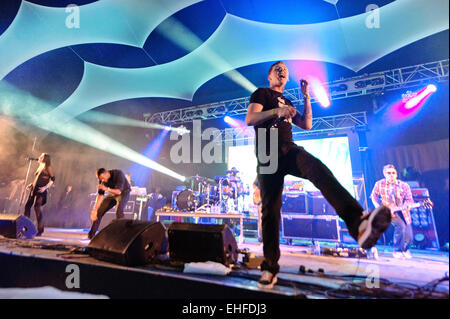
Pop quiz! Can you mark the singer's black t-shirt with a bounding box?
[250,88,300,159]
[98,169,131,196]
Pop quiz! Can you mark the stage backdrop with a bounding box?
[227,136,355,196]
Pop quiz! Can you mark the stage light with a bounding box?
[0,82,185,182]
[177,125,190,135]
[404,84,437,109]
[129,127,171,187]
[310,78,331,108]
[223,115,247,129]
[427,84,437,92]
[79,110,188,134]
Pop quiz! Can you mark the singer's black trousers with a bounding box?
[88,190,130,238]
[24,190,47,235]
[257,145,364,275]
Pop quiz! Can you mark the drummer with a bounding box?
[226,167,241,182]
[227,167,246,198]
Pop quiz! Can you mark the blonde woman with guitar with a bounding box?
[23,153,55,236]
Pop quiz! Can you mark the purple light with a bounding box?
[310,77,330,108]
[404,84,437,109]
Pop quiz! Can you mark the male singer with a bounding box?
[88,168,131,239]
[246,61,391,288]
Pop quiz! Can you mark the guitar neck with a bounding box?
[391,202,420,212]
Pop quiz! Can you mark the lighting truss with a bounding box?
[144,59,448,125]
[220,112,368,143]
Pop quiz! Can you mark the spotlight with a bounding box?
[427,84,437,92]
[404,84,437,109]
[177,125,190,135]
[310,78,331,108]
[224,116,231,123]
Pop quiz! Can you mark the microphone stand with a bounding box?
[19,136,37,207]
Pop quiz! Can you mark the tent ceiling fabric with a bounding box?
[0,0,448,120]
[0,0,202,80]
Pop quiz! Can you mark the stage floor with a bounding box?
[0,227,448,299]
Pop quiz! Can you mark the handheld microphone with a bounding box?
[271,116,286,128]
[26,157,39,161]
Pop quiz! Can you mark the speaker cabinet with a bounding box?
[168,223,238,266]
[411,189,439,250]
[88,220,167,266]
[307,191,336,215]
[0,214,37,239]
[282,191,307,214]
[410,206,439,250]
[282,214,340,242]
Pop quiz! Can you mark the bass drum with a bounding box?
[176,189,196,211]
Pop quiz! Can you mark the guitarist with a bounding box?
[370,164,414,259]
[23,153,55,236]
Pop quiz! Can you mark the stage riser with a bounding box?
[0,252,298,299]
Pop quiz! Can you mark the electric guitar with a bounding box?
[388,199,433,224]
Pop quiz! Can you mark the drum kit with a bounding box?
[175,169,250,214]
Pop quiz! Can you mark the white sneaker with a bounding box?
[356,206,391,249]
[392,251,404,259]
[402,250,413,259]
[257,271,278,289]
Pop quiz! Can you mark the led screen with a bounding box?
[227,136,355,197]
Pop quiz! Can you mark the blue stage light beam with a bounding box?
[0,82,185,182]
[79,110,189,134]
[128,128,171,187]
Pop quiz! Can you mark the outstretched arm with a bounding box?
[292,79,312,130]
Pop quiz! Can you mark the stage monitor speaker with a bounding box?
[88,220,167,266]
[168,223,238,266]
[0,214,37,239]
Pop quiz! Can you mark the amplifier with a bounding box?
[410,206,439,249]
[410,187,439,249]
[282,191,307,214]
[281,214,340,242]
[307,191,336,215]
[411,188,430,198]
